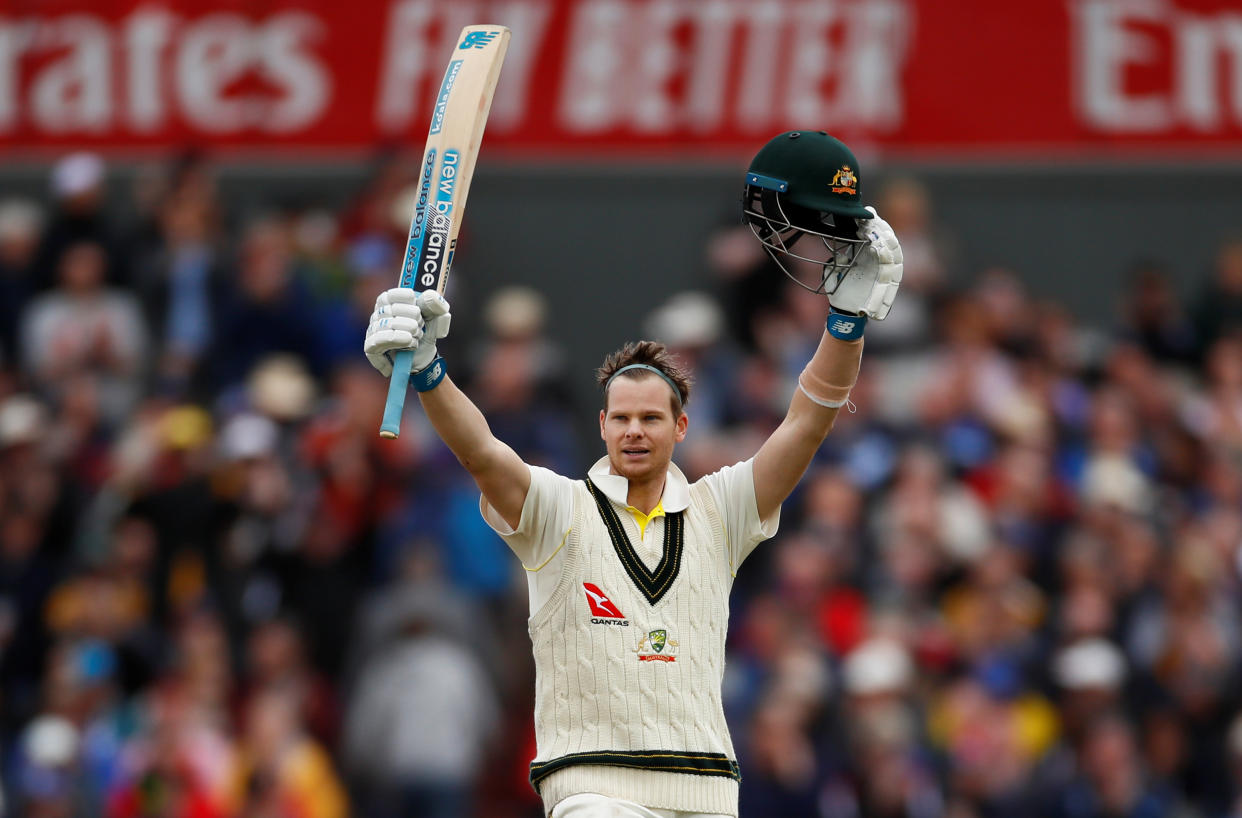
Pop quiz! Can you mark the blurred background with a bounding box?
[3,1,1242,817]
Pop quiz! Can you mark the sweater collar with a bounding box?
[588,456,690,513]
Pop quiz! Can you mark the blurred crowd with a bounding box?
[1,150,1242,818]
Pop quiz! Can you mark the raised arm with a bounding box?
[751,208,903,521]
[364,289,530,529]
[752,335,861,520]
[417,375,530,527]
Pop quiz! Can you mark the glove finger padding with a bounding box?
[416,290,452,345]
[411,290,452,373]
[367,315,423,338]
[825,207,903,320]
[422,313,451,343]
[372,302,423,323]
[418,291,452,343]
[416,289,451,318]
[364,289,433,377]
[364,328,413,377]
[378,287,419,306]
[363,288,454,377]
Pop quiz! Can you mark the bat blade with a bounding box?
[379,24,511,439]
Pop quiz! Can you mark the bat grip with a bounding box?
[379,349,416,438]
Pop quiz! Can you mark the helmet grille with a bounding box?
[742,183,867,295]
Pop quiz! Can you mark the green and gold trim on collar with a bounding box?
[530,749,740,792]
[586,478,683,606]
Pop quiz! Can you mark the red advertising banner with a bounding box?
[2,0,1242,160]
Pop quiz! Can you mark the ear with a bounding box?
[599,408,607,440]
[675,411,688,443]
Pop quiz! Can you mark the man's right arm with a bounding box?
[364,288,530,529]
[417,374,530,530]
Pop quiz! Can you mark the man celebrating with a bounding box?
[364,131,902,818]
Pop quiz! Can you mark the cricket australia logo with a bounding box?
[634,628,679,662]
[460,30,500,49]
[830,165,858,195]
[584,583,629,626]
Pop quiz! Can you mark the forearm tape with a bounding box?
[797,333,863,409]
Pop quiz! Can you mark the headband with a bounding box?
[605,364,683,409]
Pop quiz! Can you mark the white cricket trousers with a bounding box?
[550,793,732,818]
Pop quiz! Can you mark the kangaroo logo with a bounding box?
[635,628,679,662]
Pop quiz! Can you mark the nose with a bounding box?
[624,419,644,438]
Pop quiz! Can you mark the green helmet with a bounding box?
[743,131,871,294]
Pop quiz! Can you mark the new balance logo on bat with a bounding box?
[584,583,629,625]
[460,30,500,49]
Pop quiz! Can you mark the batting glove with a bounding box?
[364,289,452,377]
[826,206,904,320]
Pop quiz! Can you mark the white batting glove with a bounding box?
[363,289,452,377]
[826,206,904,320]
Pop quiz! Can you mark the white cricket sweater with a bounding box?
[527,476,739,816]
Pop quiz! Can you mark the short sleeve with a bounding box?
[699,458,781,571]
[480,465,575,569]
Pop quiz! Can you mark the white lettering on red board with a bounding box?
[374,0,550,133]
[0,9,329,134]
[558,0,911,134]
[1074,0,1242,132]
[3,0,1241,142]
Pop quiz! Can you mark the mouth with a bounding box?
[621,447,649,458]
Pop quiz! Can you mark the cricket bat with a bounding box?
[379,24,511,439]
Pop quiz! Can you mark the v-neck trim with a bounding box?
[586,477,683,606]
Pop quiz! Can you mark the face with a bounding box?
[600,375,687,484]
[59,242,105,294]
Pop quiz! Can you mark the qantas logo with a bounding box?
[584,583,629,626]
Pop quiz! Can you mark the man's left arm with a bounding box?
[752,208,902,521]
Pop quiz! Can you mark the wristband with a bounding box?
[410,356,447,392]
[826,309,867,341]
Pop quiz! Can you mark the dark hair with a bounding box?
[596,341,692,414]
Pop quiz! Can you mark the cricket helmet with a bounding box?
[743,131,871,294]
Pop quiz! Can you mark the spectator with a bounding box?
[108,674,236,818]
[1118,260,1199,365]
[1193,237,1242,351]
[0,199,43,364]
[463,285,577,473]
[211,216,323,392]
[132,173,228,400]
[343,581,499,818]
[817,638,943,818]
[1180,334,1242,452]
[865,175,954,351]
[21,241,148,428]
[231,686,347,818]
[316,236,401,369]
[1049,713,1191,818]
[238,617,337,747]
[34,152,129,291]
[703,219,788,349]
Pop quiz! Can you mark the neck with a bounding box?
[622,474,665,515]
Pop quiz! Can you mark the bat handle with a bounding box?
[379,349,416,438]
